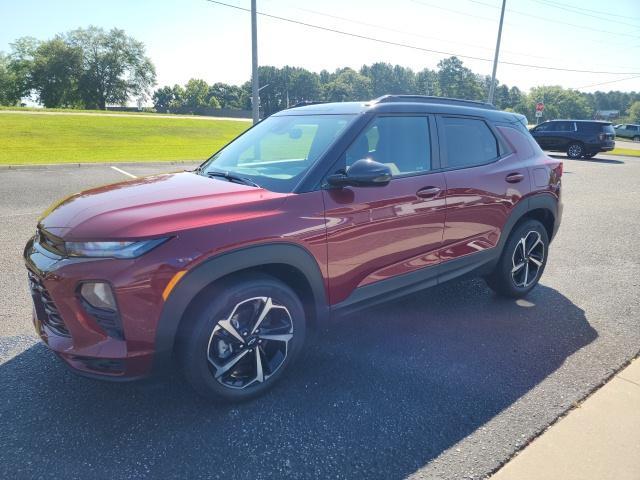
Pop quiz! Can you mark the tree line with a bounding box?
[1,27,639,123]
[0,26,155,109]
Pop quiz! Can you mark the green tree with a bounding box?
[30,37,83,107]
[152,85,175,113]
[182,78,210,110]
[436,56,484,100]
[288,68,321,104]
[209,82,246,109]
[169,84,185,111]
[323,68,371,101]
[3,37,39,103]
[525,86,592,122]
[67,26,156,109]
[629,101,640,123]
[360,62,396,97]
[0,52,22,105]
[415,68,439,96]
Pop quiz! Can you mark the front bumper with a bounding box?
[24,235,171,380]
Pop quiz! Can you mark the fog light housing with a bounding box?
[80,282,117,311]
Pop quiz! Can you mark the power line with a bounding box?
[410,0,497,22]
[530,0,640,28]
[275,0,636,70]
[533,0,640,22]
[575,75,640,90]
[463,0,640,38]
[280,2,556,62]
[205,0,640,75]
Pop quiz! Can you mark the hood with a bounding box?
[39,172,288,240]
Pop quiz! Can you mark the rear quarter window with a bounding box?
[496,125,535,160]
[442,117,499,168]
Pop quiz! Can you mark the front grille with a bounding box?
[79,299,124,340]
[70,356,125,374]
[28,271,70,337]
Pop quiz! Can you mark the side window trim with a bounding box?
[435,114,507,171]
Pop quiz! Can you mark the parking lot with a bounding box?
[1,153,639,479]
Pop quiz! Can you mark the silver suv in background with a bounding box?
[614,124,640,142]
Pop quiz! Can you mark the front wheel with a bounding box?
[485,219,549,298]
[567,142,584,159]
[177,273,306,402]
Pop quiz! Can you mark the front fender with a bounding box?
[152,242,328,370]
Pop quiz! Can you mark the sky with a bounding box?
[2,0,640,96]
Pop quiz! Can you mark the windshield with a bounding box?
[199,114,354,192]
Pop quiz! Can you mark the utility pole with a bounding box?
[487,0,506,105]
[251,0,259,124]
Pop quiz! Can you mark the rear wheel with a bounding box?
[485,219,549,298]
[567,142,584,159]
[177,273,306,402]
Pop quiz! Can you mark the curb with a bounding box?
[487,349,640,478]
[0,160,201,171]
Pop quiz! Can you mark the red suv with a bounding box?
[24,96,563,401]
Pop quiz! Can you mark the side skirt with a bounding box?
[331,248,499,319]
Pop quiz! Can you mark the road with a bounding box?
[1,154,639,479]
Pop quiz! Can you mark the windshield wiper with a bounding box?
[205,170,260,188]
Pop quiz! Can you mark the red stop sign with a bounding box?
[536,102,545,112]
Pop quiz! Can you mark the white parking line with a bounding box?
[110,166,137,178]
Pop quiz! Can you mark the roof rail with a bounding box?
[289,101,328,108]
[370,95,497,110]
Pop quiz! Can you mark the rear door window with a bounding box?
[552,121,575,132]
[441,117,499,169]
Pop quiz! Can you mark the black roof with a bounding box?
[370,95,496,110]
[542,119,612,124]
[274,95,522,123]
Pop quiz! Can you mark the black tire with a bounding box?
[633,136,640,143]
[566,142,584,159]
[177,273,306,402]
[485,219,549,298]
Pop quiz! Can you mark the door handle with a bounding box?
[416,186,441,198]
[505,173,524,183]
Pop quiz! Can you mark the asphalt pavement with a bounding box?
[1,153,639,479]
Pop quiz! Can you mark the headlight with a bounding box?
[65,238,168,258]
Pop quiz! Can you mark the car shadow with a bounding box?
[0,279,596,479]
[548,154,624,164]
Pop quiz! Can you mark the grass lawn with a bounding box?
[0,112,250,165]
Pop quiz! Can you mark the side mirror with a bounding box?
[327,158,392,187]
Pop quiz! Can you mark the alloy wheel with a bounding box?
[207,297,293,389]
[511,231,545,288]
[567,144,583,158]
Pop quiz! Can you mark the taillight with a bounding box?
[555,162,563,178]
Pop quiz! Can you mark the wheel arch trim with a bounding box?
[498,193,559,253]
[152,242,328,370]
